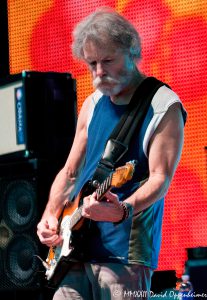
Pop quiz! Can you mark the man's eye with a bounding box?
[89,61,96,67]
[104,60,112,64]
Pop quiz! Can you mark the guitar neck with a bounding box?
[69,174,113,229]
[96,173,112,201]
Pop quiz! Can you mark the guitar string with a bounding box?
[69,174,113,229]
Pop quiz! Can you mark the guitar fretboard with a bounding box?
[96,174,112,200]
[69,174,112,230]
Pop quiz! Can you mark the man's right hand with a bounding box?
[37,215,62,247]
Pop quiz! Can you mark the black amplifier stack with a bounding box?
[0,71,77,299]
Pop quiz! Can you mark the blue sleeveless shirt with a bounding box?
[73,87,186,269]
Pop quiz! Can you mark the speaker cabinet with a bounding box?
[186,259,207,295]
[0,71,76,295]
[0,159,52,291]
[23,71,77,169]
[0,71,77,174]
[151,270,177,293]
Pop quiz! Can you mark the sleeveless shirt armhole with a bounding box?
[87,90,103,130]
[143,85,187,158]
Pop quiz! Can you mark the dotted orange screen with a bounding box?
[8,0,207,276]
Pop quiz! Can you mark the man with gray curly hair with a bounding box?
[37,7,186,300]
[72,8,141,61]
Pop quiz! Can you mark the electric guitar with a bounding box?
[41,160,136,287]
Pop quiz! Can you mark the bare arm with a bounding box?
[125,102,184,213]
[37,95,91,245]
[82,102,185,221]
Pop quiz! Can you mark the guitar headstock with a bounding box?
[111,160,136,188]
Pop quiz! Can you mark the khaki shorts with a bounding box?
[53,262,153,300]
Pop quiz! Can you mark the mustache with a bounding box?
[93,76,120,88]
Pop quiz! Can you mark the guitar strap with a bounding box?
[92,76,169,184]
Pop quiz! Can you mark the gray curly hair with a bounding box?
[72,8,141,61]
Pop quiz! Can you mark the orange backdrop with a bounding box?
[7,0,207,277]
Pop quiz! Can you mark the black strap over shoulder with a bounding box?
[92,77,167,183]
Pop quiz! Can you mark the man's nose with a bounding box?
[96,63,105,77]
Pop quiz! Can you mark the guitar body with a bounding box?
[45,181,94,286]
[63,181,94,230]
[43,161,136,287]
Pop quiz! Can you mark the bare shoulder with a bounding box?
[73,95,91,134]
[63,94,95,171]
[78,93,96,124]
[154,102,185,137]
[148,102,185,178]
